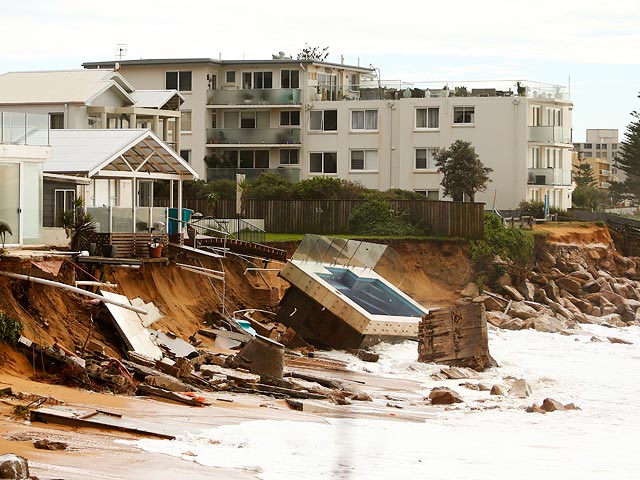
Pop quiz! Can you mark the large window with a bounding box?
[181,111,192,132]
[453,106,475,124]
[547,107,562,126]
[351,109,378,131]
[415,148,437,170]
[309,110,337,131]
[350,150,378,171]
[49,113,64,129]
[239,150,270,168]
[280,149,299,165]
[531,105,541,126]
[280,110,300,126]
[281,70,300,89]
[415,108,439,129]
[224,111,269,129]
[317,73,338,100]
[415,189,439,200]
[225,71,236,83]
[165,71,192,91]
[242,71,273,89]
[54,189,75,227]
[310,152,337,174]
[180,150,191,163]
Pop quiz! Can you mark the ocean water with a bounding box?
[122,324,640,479]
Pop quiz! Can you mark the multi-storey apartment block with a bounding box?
[573,129,620,188]
[82,57,574,210]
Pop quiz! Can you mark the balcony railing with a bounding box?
[208,88,301,106]
[87,206,168,233]
[1,111,49,146]
[206,127,301,145]
[527,168,572,186]
[206,167,301,183]
[528,126,572,144]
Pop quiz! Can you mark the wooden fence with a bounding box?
[156,198,485,240]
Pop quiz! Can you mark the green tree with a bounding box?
[297,45,329,61]
[574,162,596,187]
[434,140,492,202]
[572,185,607,210]
[616,93,640,197]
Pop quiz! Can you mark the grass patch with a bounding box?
[265,233,445,243]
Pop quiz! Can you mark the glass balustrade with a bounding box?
[208,88,301,105]
[206,127,301,145]
[528,126,572,144]
[1,112,49,145]
[527,168,572,186]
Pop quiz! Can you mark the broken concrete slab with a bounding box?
[149,330,198,359]
[101,291,162,360]
[30,406,175,439]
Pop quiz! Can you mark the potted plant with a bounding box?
[516,81,527,96]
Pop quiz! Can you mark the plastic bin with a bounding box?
[168,208,193,235]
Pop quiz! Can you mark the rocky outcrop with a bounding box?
[461,239,640,336]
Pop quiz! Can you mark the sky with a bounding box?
[2,0,639,141]
[125,324,640,479]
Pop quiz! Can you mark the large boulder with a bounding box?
[532,314,567,333]
[428,387,463,405]
[509,379,533,398]
[582,280,601,294]
[0,454,30,480]
[460,282,480,298]
[503,285,524,302]
[485,311,511,327]
[509,302,538,319]
[555,277,583,295]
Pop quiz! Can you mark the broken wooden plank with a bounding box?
[137,385,209,407]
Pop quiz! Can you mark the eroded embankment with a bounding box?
[0,239,473,379]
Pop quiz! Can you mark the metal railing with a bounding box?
[1,112,49,145]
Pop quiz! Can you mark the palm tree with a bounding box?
[0,221,12,248]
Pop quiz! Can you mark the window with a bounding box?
[350,150,378,171]
[317,73,338,100]
[545,147,561,168]
[415,148,437,170]
[49,113,64,129]
[280,110,300,126]
[180,150,191,163]
[351,109,378,131]
[453,106,475,124]
[416,108,439,129]
[239,111,269,129]
[584,143,592,149]
[415,189,439,200]
[88,115,101,129]
[242,71,273,89]
[211,112,217,129]
[530,147,541,168]
[309,110,337,131]
[281,70,299,89]
[531,105,541,126]
[54,189,75,227]
[280,149,299,165]
[165,71,192,91]
[310,152,337,174]
[239,150,269,168]
[546,107,562,126]
[226,71,236,83]
[181,111,192,132]
[348,74,358,91]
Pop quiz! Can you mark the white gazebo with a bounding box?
[43,128,198,256]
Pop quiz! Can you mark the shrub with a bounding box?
[0,312,22,345]
[292,177,365,200]
[244,173,293,200]
[347,200,425,236]
[518,200,545,218]
[470,213,534,265]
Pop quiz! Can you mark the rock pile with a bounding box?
[463,241,640,336]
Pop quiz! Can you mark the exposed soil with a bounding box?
[0,239,473,380]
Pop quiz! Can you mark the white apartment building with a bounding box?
[83,57,574,210]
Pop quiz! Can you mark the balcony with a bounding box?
[1,111,49,146]
[528,126,572,144]
[527,168,572,186]
[206,127,301,145]
[600,170,611,176]
[207,88,301,106]
[206,167,301,183]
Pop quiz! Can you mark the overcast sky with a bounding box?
[2,0,639,141]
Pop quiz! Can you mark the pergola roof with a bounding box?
[43,128,198,181]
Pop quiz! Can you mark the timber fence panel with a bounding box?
[155,198,484,239]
